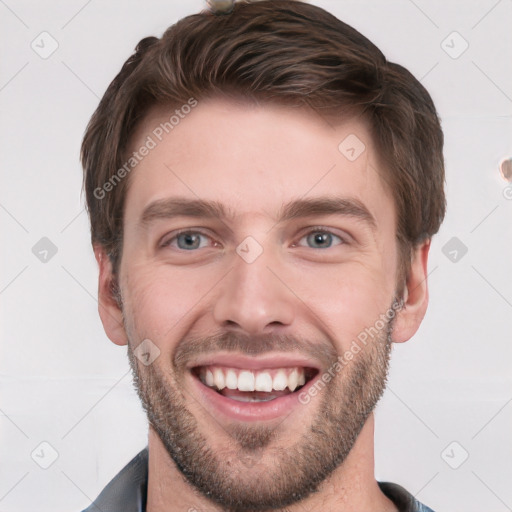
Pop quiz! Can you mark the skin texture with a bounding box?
[94,98,430,512]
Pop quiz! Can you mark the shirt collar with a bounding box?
[84,447,434,512]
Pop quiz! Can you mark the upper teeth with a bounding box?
[199,366,307,392]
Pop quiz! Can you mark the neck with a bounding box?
[146,414,397,512]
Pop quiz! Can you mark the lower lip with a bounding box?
[190,372,317,422]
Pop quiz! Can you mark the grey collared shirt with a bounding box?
[81,447,435,512]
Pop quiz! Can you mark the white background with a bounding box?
[1,1,511,511]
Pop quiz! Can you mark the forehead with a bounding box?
[123,97,395,230]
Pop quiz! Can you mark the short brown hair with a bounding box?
[81,0,445,283]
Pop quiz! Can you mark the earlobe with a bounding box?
[392,240,430,344]
[93,245,128,346]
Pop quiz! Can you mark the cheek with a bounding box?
[122,265,219,340]
[293,261,395,350]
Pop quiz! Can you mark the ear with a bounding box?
[392,239,430,343]
[93,245,128,346]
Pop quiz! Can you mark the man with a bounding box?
[80,1,445,510]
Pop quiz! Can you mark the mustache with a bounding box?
[173,330,338,371]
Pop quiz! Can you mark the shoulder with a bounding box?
[378,481,436,512]
[80,447,149,512]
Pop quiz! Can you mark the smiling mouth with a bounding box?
[192,365,318,402]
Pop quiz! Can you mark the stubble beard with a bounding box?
[126,314,394,512]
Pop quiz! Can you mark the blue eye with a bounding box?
[298,230,344,249]
[163,231,212,250]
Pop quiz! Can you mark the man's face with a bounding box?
[115,98,402,510]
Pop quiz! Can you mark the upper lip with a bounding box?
[186,352,322,372]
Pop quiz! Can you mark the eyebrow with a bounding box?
[140,196,377,230]
[279,196,376,229]
[141,197,230,226]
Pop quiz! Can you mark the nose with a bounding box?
[212,245,296,335]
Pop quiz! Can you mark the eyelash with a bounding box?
[160,229,218,250]
[292,226,348,248]
[160,227,348,251]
